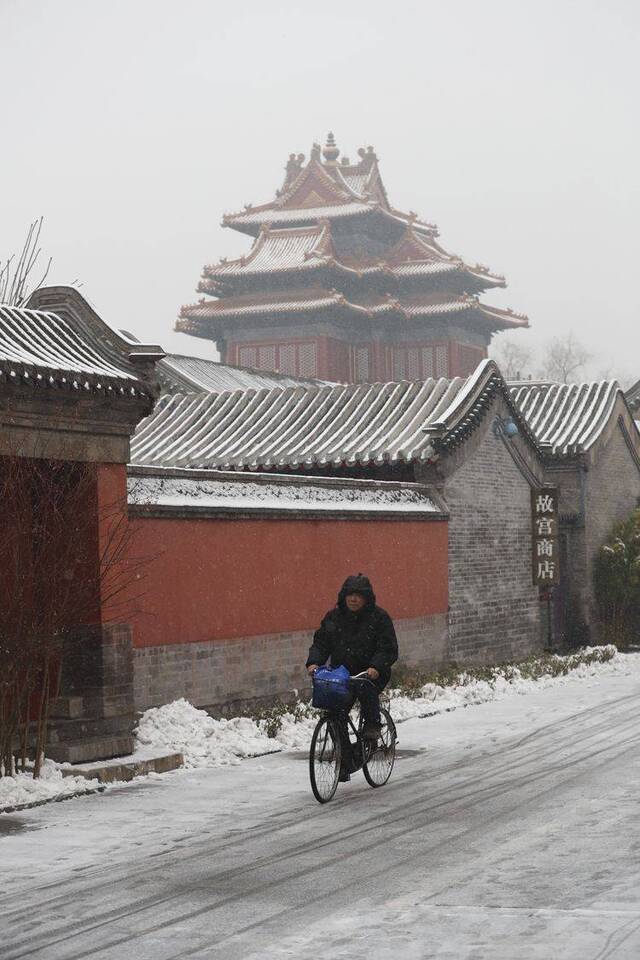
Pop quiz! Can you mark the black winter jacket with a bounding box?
[306,576,399,688]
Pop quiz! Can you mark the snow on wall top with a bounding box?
[510,380,624,456]
[127,470,445,516]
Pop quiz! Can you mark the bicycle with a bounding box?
[308,673,397,804]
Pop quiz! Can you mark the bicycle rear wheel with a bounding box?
[309,716,342,803]
[363,707,396,788]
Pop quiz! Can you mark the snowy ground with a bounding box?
[2,656,640,958]
[0,760,101,811]
[1,646,620,811]
[133,646,623,768]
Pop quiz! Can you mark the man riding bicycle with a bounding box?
[306,574,399,748]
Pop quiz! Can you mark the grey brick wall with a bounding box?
[443,422,542,665]
[544,416,640,642]
[584,420,640,637]
[133,612,448,714]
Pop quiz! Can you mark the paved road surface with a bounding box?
[2,668,640,959]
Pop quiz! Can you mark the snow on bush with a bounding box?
[134,646,637,770]
[0,760,99,811]
[387,645,624,721]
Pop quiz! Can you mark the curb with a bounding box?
[0,785,106,815]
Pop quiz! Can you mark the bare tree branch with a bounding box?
[539,332,591,384]
[0,217,52,306]
[491,338,534,381]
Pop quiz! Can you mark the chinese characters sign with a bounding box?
[531,487,560,585]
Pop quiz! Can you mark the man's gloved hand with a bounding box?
[367,667,380,680]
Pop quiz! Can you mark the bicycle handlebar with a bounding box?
[310,670,377,686]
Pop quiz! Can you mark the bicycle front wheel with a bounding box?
[309,716,342,803]
[363,707,396,788]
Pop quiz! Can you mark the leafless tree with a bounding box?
[491,338,534,381]
[539,332,591,384]
[0,218,52,306]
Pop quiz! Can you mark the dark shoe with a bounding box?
[338,768,351,782]
[362,722,382,742]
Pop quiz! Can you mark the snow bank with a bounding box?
[0,760,99,812]
[134,647,640,770]
[134,698,284,767]
[387,646,634,721]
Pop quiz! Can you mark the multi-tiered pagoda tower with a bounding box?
[178,134,528,382]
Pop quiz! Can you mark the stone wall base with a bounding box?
[133,613,450,714]
[48,623,135,763]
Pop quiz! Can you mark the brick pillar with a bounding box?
[48,463,136,764]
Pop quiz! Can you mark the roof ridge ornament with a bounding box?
[357,145,378,171]
[322,131,340,164]
[280,153,305,194]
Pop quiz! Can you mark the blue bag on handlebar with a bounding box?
[312,665,352,710]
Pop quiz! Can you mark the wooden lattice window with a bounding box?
[393,349,406,380]
[435,345,449,378]
[353,346,370,383]
[392,344,449,380]
[257,345,276,371]
[238,346,257,368]
[298,342,318,378]
[407,347,421,380]
[421,347,435,379]
[237,341,319,377]
[278,344,296,375]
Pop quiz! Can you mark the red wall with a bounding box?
[450,341,487,378]
[128,516,448,648]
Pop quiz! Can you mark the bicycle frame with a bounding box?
[308,673,396,801]
[321,676,379,771]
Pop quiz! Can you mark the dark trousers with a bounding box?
[344,680,380,723]
[339,681,381,773]
[351,679,381,725]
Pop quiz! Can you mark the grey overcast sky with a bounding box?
[1,0,638,379]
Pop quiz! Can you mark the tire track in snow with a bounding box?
[4,694,640,960]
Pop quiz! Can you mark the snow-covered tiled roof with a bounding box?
[179,289,527,331]
[224,202,376,229]
[127,467,446,517]
[180,290,343,321]
[158,354,326,394]
[130,360,507,471]
[206,225,331,278]
[339,172,370,196]
[510,381,623,456]
[201,221,506,293]
[0,293,162,398]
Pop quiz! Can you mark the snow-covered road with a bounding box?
[3,666,640,959]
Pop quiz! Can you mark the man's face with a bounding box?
[345,592,366,612]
